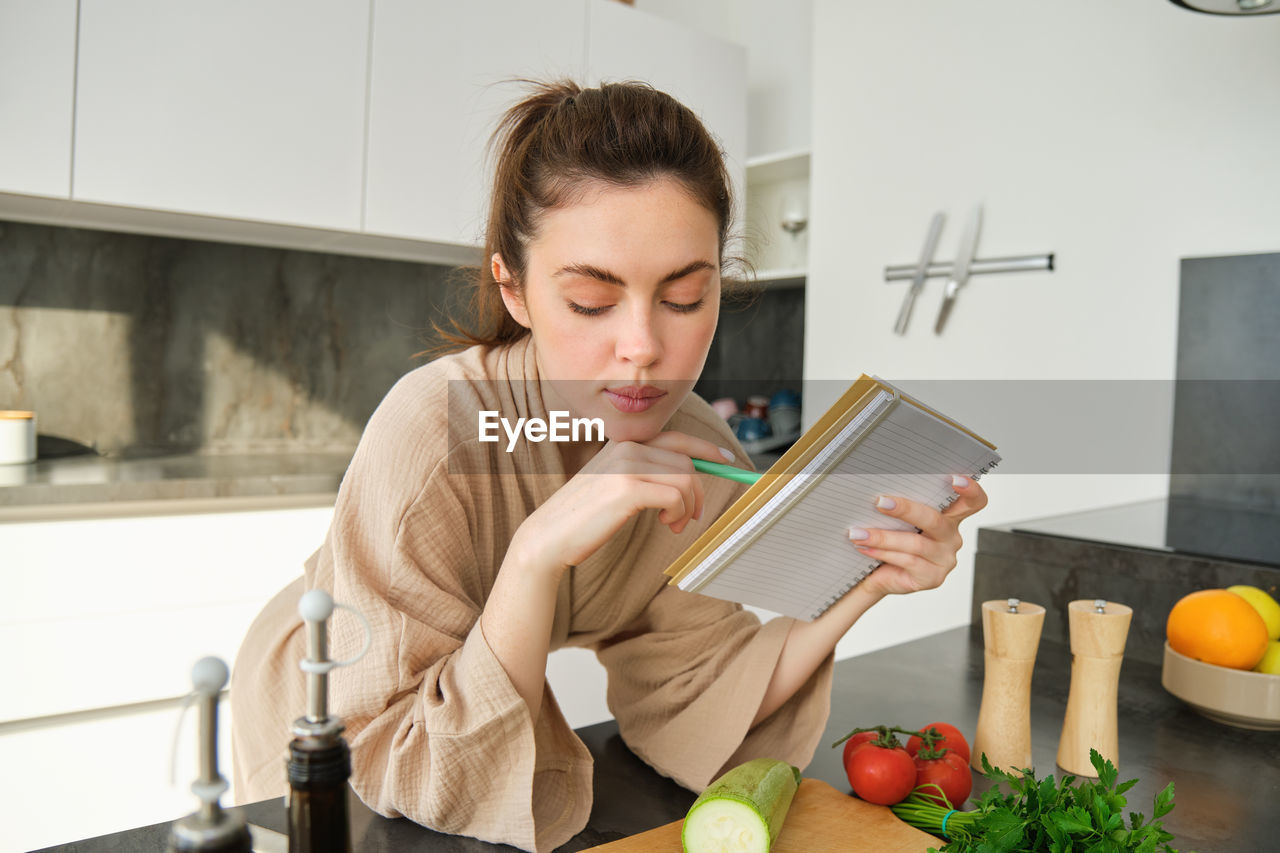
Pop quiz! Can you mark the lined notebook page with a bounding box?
[679,390,1000,621]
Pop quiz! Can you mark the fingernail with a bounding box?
[719,447,735,462]
[848,527,869,541]
[876,496,897,510]
[952,475,969,488]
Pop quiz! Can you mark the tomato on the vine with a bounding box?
[905,721,971,765]
[846,742,917,805]
[840,730,879,775]
[912,750,973,808]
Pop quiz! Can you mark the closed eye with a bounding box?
[665,298,706,314]
[568,301,611,316]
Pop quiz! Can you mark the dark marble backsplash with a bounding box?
[0,220,804,458]
[0,220,460,456]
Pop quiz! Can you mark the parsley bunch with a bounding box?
[891,749,1189,853]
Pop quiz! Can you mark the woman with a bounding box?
[230,80,987,852]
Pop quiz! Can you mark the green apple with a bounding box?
[1229,585,1280,641]
[1254,640,1280,675]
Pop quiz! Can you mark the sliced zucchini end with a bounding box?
[681,797,772,853]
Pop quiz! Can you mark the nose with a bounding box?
[615,305,662,367]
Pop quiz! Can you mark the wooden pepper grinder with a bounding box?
[972,598,1045,775]
[1057,598,1132,777]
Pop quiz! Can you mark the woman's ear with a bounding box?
[492,253,531,329]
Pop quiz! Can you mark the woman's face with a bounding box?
[495,177,721,444]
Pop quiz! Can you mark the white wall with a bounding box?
[635,0,812,157]
[808,0,1280,656]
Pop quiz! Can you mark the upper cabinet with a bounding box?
[585,0,747,219]
[366,0,745,250]
[0,0,77,198]
[364,0,587,245]
[0,1,746,262]
[73,0,370,230]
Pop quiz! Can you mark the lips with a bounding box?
[604,385,667,414]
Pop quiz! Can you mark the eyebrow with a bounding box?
[552,260,716,287]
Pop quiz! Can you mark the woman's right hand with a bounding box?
[506,431,738,579]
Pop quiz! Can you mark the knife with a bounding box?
[893,211,945,335]
[934,204,983,335]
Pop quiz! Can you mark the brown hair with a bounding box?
[432,79,749,353]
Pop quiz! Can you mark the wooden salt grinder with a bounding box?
[1057,599,1132,777]
[972,598,1045,775]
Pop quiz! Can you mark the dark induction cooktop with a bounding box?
[1011,497,1280,569]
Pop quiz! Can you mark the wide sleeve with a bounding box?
[322,459,592,853]
[594,584,834,791]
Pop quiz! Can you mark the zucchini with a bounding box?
[681,758,802,853]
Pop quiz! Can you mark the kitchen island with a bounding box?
[37,622,1278,853]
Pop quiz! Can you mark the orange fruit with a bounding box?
[1167,589,1269,670]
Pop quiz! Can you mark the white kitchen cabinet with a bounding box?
[364,0,587,244]
[1,504,333,722]
[0,0,76,198]
[0,697,237,851]
[4,1,748,261]
[585,0,748,225]
[367,0,747,250]
[0,501,334,849]
[72,0,370,230]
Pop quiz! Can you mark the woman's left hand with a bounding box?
[850,476,989,598]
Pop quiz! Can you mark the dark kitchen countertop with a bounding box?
[36,624,1279,852]
[0,451,350,516]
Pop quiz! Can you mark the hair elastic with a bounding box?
[940,809,957,839]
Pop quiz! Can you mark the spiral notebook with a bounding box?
[665,376,1000,621]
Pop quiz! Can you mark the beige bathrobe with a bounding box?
[230,335,833,852]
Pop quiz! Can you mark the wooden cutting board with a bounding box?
[585,778,939,852]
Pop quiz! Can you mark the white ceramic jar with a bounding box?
[0,411,37,464]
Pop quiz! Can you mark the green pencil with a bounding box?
[692,458,763,485]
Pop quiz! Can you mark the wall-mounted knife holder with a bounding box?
[885,204,1055,335]
[884,253,1055,282]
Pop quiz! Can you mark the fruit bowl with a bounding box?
[1161,642,1280,730]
